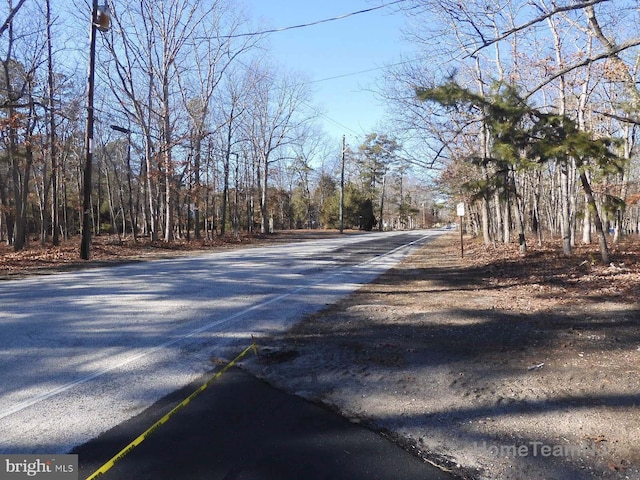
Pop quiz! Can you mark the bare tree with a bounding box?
[244,64,312,234]
[177,7,257,239]
[386,0,639,261]
[0,0,26,38]
[0,0,46,250]
[215,67,250,236]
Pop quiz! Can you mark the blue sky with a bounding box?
[240,1,414,144]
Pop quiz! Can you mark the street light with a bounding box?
[80,1,111,260]
[95,4,111,32]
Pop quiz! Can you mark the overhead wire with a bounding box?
[219,0,409,39]
[105,1,420,155]
[206,1,420,141]
[299,55,430,138]
[305,56,425,85]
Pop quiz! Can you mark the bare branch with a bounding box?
[0,0,28,38]
[594,109,640,126]
[465,0,610,58]
[525,37,640,100]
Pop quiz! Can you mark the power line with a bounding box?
[221,0,408,39]
[301,100,362,137]
[306,56,422,85]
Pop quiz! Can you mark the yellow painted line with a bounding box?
[86,343,258,480]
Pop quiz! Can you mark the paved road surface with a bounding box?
[75,367,455,480]
[1,230,444,456]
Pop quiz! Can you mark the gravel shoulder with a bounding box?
[243,233,640,480]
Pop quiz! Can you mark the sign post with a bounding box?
[456,202,465,258]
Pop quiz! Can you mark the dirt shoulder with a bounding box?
[243,234,640,480]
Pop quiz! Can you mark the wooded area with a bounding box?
[384,0,640,263]
[1,1,638,263]
[0,0,437,259]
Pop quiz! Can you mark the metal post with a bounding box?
[457,202,465,259]
[460,214,464,258]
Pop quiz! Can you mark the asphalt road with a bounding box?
[0,230,444,459]
[75,367,454,480]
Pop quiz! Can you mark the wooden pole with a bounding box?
[80,0,98,260]
[339,135,345,233]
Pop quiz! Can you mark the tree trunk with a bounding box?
[614,124,632,243]
[193,139,201,240]
[0,174,9,242]
[560,160,572,255]
[104,162,118,236]
[15,143,34,250]
[163,74,174,242]
[515,193,527,254]
[582,196,592,244]
[125,138,137,239]
[502,190,510,243]
[578,170,610,264]
[144,133,158,240]
[379,175,386,231]
[480,193,491,245]
[260,154,269,234]
[12,155,26,250]
[493,190,502,242]
[220,127,233,237]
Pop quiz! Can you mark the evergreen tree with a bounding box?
[418,81,623,262]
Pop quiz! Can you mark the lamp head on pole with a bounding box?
[95,3,111,32]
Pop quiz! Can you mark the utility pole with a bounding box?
[80,1,110,259]
[46,0,59,246]
[339,135,345,234]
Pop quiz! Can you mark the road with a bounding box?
[0,229,443,455]
[75,367,454,480]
